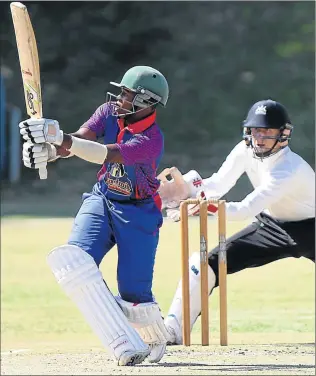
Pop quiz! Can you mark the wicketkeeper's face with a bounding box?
[251,128,281,153]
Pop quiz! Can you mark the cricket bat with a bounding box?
[10,2,47,180]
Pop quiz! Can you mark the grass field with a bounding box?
[1,216,315,374]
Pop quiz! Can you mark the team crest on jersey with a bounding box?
[105,163,133,196]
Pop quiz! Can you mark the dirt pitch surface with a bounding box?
[1,343,315,375]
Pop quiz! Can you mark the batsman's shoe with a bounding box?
[116,297,170,363]
[118,348,150,366]
[148,342,167,363]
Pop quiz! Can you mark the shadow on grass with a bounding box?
[142,343,315,370]
[144,363,315,371]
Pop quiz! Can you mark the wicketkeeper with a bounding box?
[19,66,171,365]
[158,99,315,345]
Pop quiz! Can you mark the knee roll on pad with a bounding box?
[47,244,99,293]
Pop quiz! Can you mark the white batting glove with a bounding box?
[22,141,58,169]
[19,118,64,145]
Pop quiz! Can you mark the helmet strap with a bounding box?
[133,87,162,109]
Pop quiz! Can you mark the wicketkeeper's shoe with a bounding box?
[164,315,182,345]
[118,348,150,366]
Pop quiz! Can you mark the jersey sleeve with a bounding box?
[116,131,163,166]
[225,166,296,221]
[203,141,247,199]
[81,103,110,138]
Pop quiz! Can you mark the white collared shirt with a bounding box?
[203,141,315,221]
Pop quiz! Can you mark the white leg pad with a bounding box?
[116,297,169,363]
[164,252,216,344]
[47,245,150,365]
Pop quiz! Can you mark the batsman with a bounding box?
[19,66,171,365]
[158,99,315,345]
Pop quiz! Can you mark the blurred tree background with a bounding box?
[1,1,315,215]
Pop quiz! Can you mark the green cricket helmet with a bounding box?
[106,66,169,116]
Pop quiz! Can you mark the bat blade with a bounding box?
[10,2,47,179]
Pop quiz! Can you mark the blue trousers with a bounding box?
[68,191,163,303]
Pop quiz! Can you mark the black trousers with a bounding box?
[208,212,315,288]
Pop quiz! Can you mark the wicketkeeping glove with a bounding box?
[185,190,218,216]
[165,190,218,222]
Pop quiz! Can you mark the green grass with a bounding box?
[1,216,314,350]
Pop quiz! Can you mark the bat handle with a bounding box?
[39,166,47,180]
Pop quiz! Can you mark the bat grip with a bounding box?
[39,166,47,180]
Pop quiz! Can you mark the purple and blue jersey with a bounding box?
[82,103,164,206]
[68,103,164,303]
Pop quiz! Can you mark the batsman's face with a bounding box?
[251,128,280,152]
[115,88,136,115]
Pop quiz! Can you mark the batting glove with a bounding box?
[19,118,64,145]
[22,141,59,170]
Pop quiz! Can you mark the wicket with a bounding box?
[180,199,228,346]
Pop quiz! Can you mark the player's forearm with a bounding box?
[61,134,123,164]
[54,127,98,159]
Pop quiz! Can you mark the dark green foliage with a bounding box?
[1,1,314,199]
